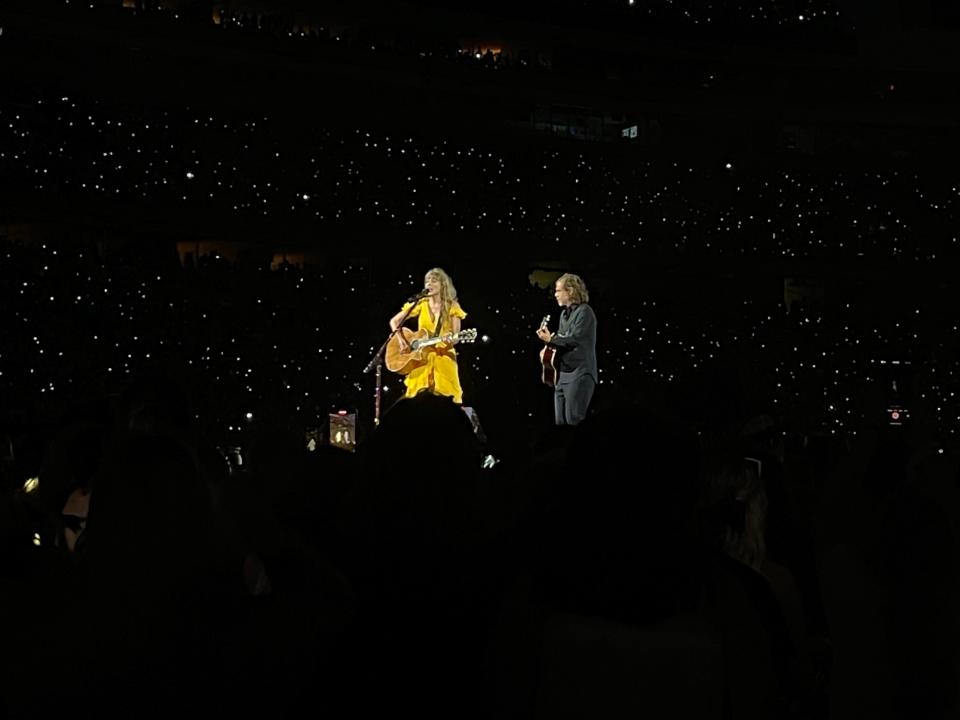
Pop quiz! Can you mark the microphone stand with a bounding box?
[364,294,423,427]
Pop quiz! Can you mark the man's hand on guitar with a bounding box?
[536,327,553,343]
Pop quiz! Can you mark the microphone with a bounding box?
[407,288,430,303]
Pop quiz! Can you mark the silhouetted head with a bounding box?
[116,373,192,438]
[347,391,484,552]
[533,404,706,622]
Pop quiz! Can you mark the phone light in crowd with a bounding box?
[22,476,39,494]
[304,427,322,452]
[218,446,245,474]
[887,405,909,426]
[330,410,357,452]
[33,533,41,547]
[245,412,254,420]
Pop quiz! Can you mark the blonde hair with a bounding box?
[702,457,767,571]
[425,268,458,331]
[557,273,589,304]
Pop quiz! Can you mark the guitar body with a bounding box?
[540,345,557,387]
[538,314,558,387]
[385,327,430,374]
[385,327,479,375]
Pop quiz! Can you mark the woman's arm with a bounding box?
[390,302,417,331]
[449,313,461,345]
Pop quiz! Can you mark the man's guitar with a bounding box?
[538,315,557,387]
[385,327,478,375]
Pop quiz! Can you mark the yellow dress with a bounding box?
[397,300,468,404]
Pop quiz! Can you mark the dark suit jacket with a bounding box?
[551,303,598,384]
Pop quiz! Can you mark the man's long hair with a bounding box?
[558,273,589,304]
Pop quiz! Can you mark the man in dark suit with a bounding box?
[536,273,598,425]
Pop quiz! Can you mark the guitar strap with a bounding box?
[431,301,444,338]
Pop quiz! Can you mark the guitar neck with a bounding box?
[418,332,456,349]
[408,328,475,353]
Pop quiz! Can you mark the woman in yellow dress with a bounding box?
[389,267,468,404]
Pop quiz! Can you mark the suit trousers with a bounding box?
[554,375,595,426]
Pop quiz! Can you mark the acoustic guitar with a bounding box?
[385,327,478,375]
[538,315,557,387]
